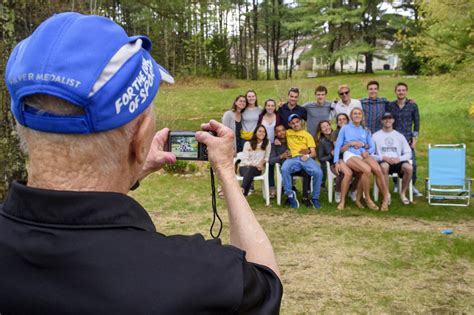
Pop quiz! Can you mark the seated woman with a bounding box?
[316,120,353,210]
[239,125,271,196]
[331,113,358,203]
[333,108,390,211]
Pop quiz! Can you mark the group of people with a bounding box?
[223,81,420,211]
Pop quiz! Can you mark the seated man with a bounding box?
[281,114,323,209]
[270,124,312,207]
[0,13,282,313]
[372,112,413,204]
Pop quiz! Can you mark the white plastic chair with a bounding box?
[326,162,336,203]
[234,152,270,206]
[373,160,413,203]
[275,163,313,206]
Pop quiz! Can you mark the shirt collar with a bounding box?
[0,181,156,231]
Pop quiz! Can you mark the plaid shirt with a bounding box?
[361,97,389,134]
[386,99,420,141]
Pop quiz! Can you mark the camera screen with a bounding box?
[170,135,199,158]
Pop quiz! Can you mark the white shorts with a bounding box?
[343,151,363,163]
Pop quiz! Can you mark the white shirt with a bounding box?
[239,141,271,167]
[334,99,362,117]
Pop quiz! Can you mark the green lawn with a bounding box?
[132,72,474,313]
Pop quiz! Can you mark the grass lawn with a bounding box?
[132,72,474,313]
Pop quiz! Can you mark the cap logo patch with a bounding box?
[115,56,155,115]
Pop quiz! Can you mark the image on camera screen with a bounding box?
[170,135,199,158]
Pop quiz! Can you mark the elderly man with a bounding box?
[333,84,362,117]
[0,13,282,314]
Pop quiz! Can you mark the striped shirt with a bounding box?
[361,97,389,134]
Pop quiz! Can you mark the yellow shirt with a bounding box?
[286,129,316,157]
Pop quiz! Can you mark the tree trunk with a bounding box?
[271,0,283,80]
[264,0,271,80]
[289,30,299,78]
[365,52,374,73]
[252,0,258,80]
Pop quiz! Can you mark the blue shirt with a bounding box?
[386,99,420,141]
[333,122,375,163]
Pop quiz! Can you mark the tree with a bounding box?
[403,0,474,74]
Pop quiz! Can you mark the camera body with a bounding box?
[167,131,209,161]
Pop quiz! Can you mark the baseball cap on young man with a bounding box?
[381,112,394,120]
[5,12,174,134]
[288,113,301,123]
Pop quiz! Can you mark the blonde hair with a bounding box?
[338,84,350,93]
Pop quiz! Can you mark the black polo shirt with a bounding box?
[0,181,282,314]
[278,103,307,129]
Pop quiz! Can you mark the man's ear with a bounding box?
[131,114,155,164]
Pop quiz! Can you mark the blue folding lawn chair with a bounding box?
[426,144,472,206]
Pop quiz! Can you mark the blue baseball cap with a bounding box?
[288,114,301,123]
[5,12,174,134]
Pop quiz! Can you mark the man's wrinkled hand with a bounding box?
[196,120,235,176]
[139,128,176,181]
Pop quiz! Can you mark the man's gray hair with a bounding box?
[16,94,142,176]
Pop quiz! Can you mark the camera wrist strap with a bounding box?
[209,167,223,239]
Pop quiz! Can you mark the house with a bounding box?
[230,39,399,74]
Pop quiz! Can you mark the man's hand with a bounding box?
[382,156,394,164]
[392,157,400,164]
[280,150,291,160]
[411,137,417,149]
[299,148,310,155]
[334,162,342,175]
[361,151,369,159]
[138,128,176,181]
[301,154,309,162]
[196,120,235,177]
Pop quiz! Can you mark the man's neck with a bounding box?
[278,138,286,144]
[287,103,297,109]
[27,158,132,194]
[342,99,351,105]
[397,98,406,107]
[316,100,325,106]
[382,127,393,133]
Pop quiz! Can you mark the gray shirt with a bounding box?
[242,107,262,133]
[372,129,412,162]
[303,101,334,137]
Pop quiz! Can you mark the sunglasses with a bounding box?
[339,91,350,96]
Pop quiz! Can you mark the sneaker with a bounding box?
[287,191,299,208]
[393,186,399,193]
[335,192,341,203]
[302,197,313,207]
[413,187,423,197]
[349,191,357,202]
[312,198,321,209]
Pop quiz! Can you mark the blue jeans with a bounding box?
[281,156,323,200]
